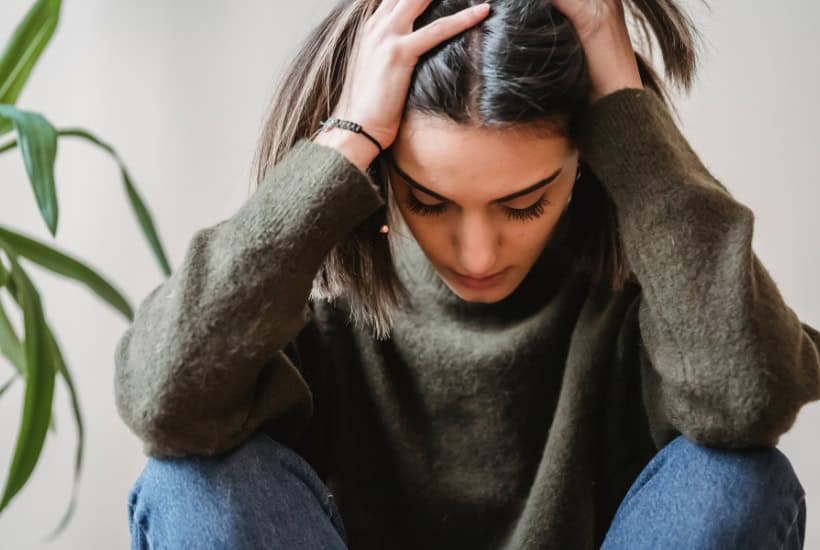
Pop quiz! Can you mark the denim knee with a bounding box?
[665,435,805,547]
[602,434,807,550]
[127,430,347,550]
[660,435,806,510]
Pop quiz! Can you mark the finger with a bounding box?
[401,3,490,57]
[375,0,401,14]
[391,0,435,26]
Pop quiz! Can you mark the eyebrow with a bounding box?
[386,154,562,204]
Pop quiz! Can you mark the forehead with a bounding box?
[391,113,574,197]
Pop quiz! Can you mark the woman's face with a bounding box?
[386,112,579,304]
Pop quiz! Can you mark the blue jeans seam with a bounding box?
[136,520,151,550]
[128,497,152,550]
[279,454,346,542]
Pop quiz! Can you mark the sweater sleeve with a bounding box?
[576,87,820,449]
[113,137,385,458]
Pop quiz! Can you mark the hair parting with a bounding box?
[251,0,707,339]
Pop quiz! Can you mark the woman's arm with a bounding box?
[578,87,820,449]
[113,137,384,458]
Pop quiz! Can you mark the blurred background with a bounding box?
[0,0,817,548]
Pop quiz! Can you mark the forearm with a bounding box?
[114,137,385,456]
[577,88,820,447]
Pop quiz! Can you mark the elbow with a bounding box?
[113,328,154,445]
[114,374,226,458]
[713,328,820,449]
[671,377,806,450]
[113,330,220,458]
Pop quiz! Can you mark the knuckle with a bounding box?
[430,18,452,39]
[427,18,445,33]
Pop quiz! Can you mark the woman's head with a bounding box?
[252,0,704,339]
[387,112,578,305]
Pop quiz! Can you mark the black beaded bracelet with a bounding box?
[312,117,384,155]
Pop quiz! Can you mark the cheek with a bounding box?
[504,225,553,264]
[502,211,566,266]
[399,210,447,257]
[505,211,558,243]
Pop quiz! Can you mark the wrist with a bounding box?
[312,127,380,173]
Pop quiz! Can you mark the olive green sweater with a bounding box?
[113,88,820,549]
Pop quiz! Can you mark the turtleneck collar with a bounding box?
[388,206,574,324]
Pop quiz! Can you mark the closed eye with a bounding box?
[405,191,551,222]
[388,153,560,222]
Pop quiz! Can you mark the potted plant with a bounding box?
[0,0,171,540]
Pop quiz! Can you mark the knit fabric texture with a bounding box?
[113,87,820,549]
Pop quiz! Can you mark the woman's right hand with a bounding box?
[314,0,491,169]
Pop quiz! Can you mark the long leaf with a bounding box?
[0,374,47,432]
[0,255,8,287]
[40,325,83,542]
[0,293,24,375]
[0,241,56,513]
[0,375,17,398]
[0,105,58,235]
[60,128,172,276]
[0,264,56,435]
[0,225,132,321]
[0,0,62,135]
[0,136,17,154]
[0,259,24,373]
[1,128,173,277]
[0,250,76,538]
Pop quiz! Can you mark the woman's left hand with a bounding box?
[551,0,644,105]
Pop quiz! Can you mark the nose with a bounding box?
[453,212,499,278]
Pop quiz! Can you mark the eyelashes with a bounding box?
[405,192,551,222]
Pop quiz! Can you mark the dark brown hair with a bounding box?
[250,0,706,339]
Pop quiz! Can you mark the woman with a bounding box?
[117,0,817,548]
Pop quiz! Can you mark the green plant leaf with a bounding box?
[0,256,9,287]
[0,243,56,513]
[0,135,17,154]
[0,246,82,539]
[0,266,57,434]
[0,105,59,236]
[0,293,24,375]
[0,225,132,321]
[0,0,62,135]
[40,325,84,542]
[0,374,17,398]
[59,128,172,277]
[0,258,25,375]
[1,129,173,277]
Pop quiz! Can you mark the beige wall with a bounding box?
[0,1,817,547]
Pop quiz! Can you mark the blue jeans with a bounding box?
[127,431,806,549]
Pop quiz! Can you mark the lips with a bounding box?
[452,268,508,289]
